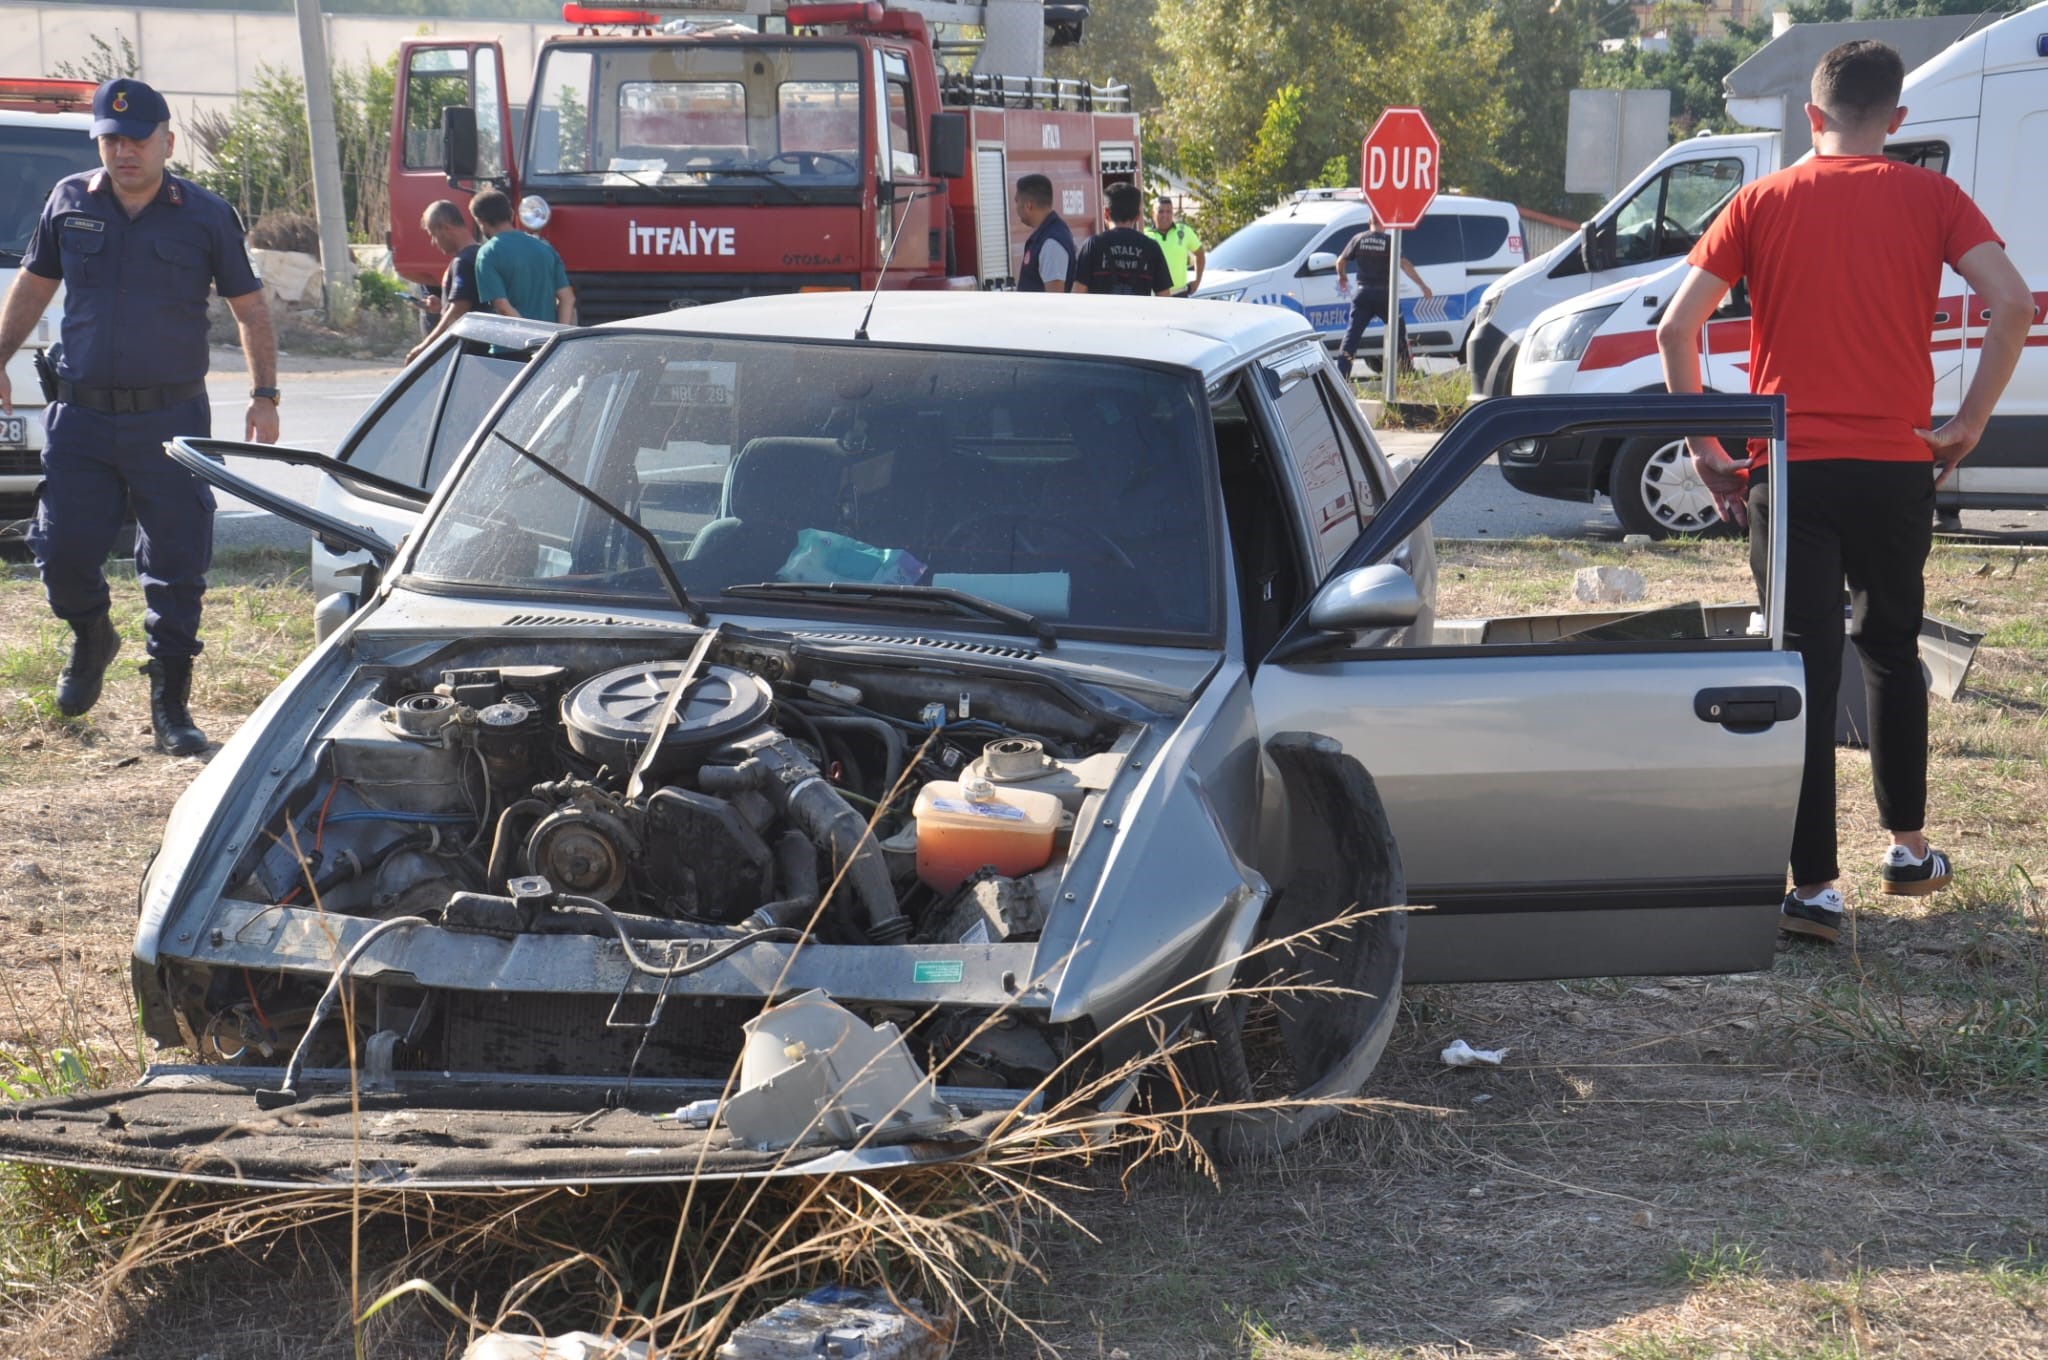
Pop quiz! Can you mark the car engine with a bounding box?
[199,638,1137,1082]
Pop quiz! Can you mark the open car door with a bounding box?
[1252,392,1802,983]
[307,314,557,631]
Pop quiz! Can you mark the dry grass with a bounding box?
[2,539,2044,1358]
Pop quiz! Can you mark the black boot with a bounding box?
[143,657,208,756]
[55,611,121,717]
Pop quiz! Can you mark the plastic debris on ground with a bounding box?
[461,1333,651,1360]
[721,989,955,1151]
[1440,1039,1509,1068]
[716,1285,953,1360]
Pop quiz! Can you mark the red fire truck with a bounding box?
[387,1,1139,323]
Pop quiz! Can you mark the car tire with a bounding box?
[1179,739,1408,1164]
[1609,434,1730,540]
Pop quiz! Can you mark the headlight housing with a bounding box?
[1200,288,1244,302]
[518,194,553,230]
[1525,304,1619,366]
[1472,292,1498,327]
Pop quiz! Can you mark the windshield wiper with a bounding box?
[0,247,23,265]
[695,166,804,202]
[488,430,709,625]
[723,581,1056,650]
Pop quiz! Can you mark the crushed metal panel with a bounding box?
[0,1068,1031,1191]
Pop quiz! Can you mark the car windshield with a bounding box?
[407,334,1218,638]
[1205,221,1321,273]
[1,125,102,258]
[525,42,863,188]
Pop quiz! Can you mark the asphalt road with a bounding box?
[205,349,397,555]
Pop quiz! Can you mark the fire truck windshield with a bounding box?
[526,42,864,193]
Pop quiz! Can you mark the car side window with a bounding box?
[1885,139,1949,175]
[1265,366,1362,572]
[1314,370,1385,516]
[425,352,527,489]
[340,348,457,488]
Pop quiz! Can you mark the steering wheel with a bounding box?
[766,151,857,177]
[938,512,1137,572]
[1658,214,1692,247]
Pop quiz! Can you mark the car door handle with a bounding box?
[1695,685,1802,730]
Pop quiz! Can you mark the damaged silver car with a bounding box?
[0,295,1805,1187]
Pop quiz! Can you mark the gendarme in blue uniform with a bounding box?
[22,163,260,659]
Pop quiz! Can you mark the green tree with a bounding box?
[1467,0,1601,215]
[1154,0,1507,241]
[48,34,139,83]
[1046,0,1163,116]
[185,56,398,245]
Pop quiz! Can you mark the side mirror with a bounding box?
[1303,251,1339,276]
[1307,563,1423,633]
[443,106,479,183]
[1580,220,1614,274]
[927,112,967,180]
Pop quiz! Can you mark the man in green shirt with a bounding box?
[471,188,576,323]
[1144,196,1205,297]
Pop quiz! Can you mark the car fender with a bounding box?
[1041,663,1266,1059]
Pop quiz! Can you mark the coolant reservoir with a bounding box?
[911,775,1062,892]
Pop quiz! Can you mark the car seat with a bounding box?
[684,437,844,584]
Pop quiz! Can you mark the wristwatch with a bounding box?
[251,386,282,406]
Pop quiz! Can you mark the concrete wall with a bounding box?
[9,3,575,131]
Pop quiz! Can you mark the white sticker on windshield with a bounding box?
[932,571,1071,619]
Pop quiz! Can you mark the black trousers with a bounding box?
[1748,460,1934,885]
[1335,290,1405,375]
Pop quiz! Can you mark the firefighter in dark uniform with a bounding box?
[0,78,278,755]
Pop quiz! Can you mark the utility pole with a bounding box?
[294,0,355,324]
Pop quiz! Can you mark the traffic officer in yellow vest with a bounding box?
[0,78,278,755]
[1144,196,1205,297]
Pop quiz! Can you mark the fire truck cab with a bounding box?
[389,1,1138,323]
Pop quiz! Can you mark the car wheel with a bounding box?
[1178,738,1408,1164]
[1609,434,1727,539]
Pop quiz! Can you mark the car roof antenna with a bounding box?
[855,186,936,342]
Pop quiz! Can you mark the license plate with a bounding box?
[0,415,24,447]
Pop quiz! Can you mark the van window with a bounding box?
[1886,140,1949,175]
[1314,223,1369,258]
[1460,214,1510,261]
[1608,157,1744,265]
[1401,214,1464,266]
[1208,221,1322,272]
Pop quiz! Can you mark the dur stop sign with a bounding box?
[1360,106,1440,230]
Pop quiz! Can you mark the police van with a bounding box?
[1503,9,2048,537]
[1193,189,1525,362]
[0,79,97,539]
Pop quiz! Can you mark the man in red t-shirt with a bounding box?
[1657,39,2033,944]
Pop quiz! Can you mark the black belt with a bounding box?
[55,379,209,415]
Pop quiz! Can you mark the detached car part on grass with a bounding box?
[0,295,1803,1188]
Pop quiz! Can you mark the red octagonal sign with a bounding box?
[1360,107,1440,230]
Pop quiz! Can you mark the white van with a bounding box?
[1466,7,2038,400]
[0,81,97,538]
[1194,189,1524,362]
[1505,7,2048,536]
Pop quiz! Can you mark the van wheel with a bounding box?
[1609,435,1727,539]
